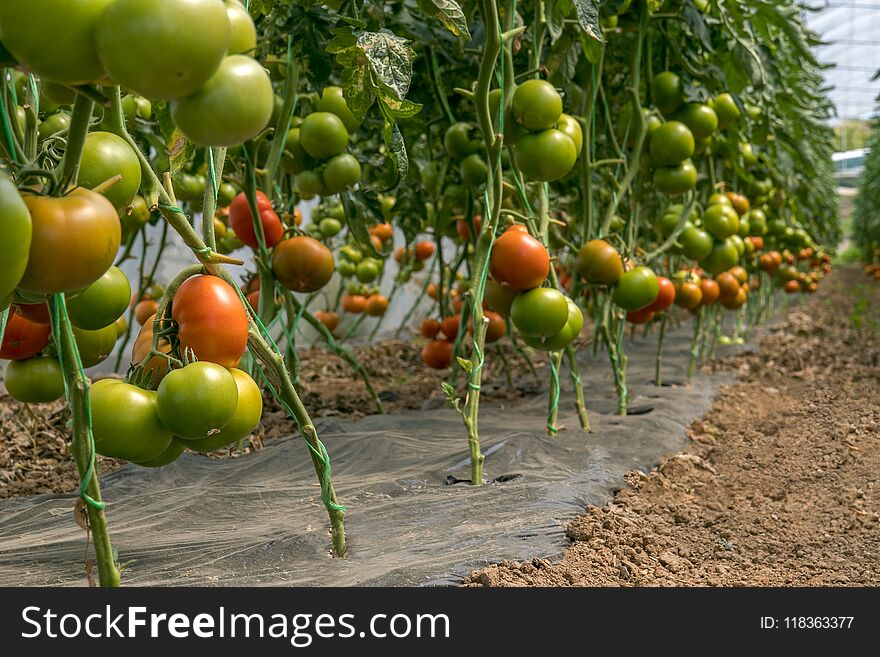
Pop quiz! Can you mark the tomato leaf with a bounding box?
[571,0,603,43]
[416,0,471,41]
[153,101,194,176]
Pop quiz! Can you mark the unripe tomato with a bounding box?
[187,368,262,452]
[272,237,335,292]
[444,122,481,159]
[323,153,362,193]
[295,170,327,199]
[131,313,172,386]
[67,266,131,330]
[440,314,461,341]
[675,103,718,140]
[226,0,257,55]
[78,132,142,211]
[646,276,675,312]
[136,439,187,468]
[511,288,569,337]
[700,238,740,275]
[316,86,360,134]
[319,217,343,238]
[489,230,550,291]
[514,129,577,182]
[73,324,116,367]
[652,72,684,114]
[556,113,583,155]
[653,160,697,195]
[356,260,380,284]
[650,121,695,165]
[37,112,71,142]
[612,266,659,311]
[700,278,720,305]
[228,191,284,249]
[172,55,273,147]
[421,340,453,369]
[97,0,231,100]
[365,295,389,317]
[674,282,702,310]
[577,239,623,285]
[461,153,488,187]
[512,79,563,131]
[18,188,120,295]
[157,362,239,440]
[314,310,340,332]
[626,308,655,325]
[0,172,32,308]
[420,318,441,339]
[485,279,518,315]
[679,226,714,261]
[703,204,740,240]
[0,313,51,360]
[300,112,349,160]
[4,357,65,404]
[341,294,367,314]
[521,298,582,351]
[711,93,741,129]
[0,0,111,85]
[172,275,249,368]
[91,379,174,462]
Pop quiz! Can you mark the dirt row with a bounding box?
[465,267,880,586]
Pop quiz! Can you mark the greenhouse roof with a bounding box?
[805,1,880,121]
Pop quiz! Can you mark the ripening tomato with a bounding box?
[414,241,435,261]
[716,272,740,303]
[674,282,703,310]
[456,215,482,241]
[0,313,50,360]
[228,191,284,249]
[272,237,335,293]
[612,267,659,311]
[365,295,389,317]
[759,253,778,273]
[646,276,675,312]
[156,362,239,440]
[722,285,749,309]
[341,294,367,314]
[420,318,441,339]
[18,188,121,294]
[172,275,249,368]
[187,368,263,453]
[97,0,231,100]
[172,55,274,147]
[314,310,340,332]
[3,357,65,404]
[0,172,32,308]
[67,266,131,330]
[626,308,655,325]
[784,280,801,294]
[440,314,461,341]
[700,278,720,305]
[577,239,623,285]
[421,340,453,369]
[489,230,550,291]
[131,313,172,387]
[90,379,174,463]
[135,299,159,326]
[370,223,394,242]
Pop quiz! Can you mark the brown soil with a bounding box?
[1,331,547,499]
[465,267,880,586]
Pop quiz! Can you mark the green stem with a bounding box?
[654,312,667,386]
[57,94,95,190]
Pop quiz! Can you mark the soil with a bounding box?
[1,329,549,499]
[464,267,880,586]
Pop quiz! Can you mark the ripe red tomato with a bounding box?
[440,314,461,341]
[489,230,550,291]
[645,276,675,312]
[470,310,506,343]
[0,313,51,360]
[420,318,441,339]
[228,191,284,249]
[626,308,655,324]
[172,275,249,368]
[456,215,481,241]
[414,241,435,261]
[370,223,394,242]
[421,340,453,369]
[700,279,720,306]
[14,303,50,325]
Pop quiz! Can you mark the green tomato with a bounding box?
[444,122,481,159]
[485,279,518,315]
[556,113,583,155]
[78,131,142,211]
[156,362,239,440]
[702,204,740,240]
[97,0,231,100]
[651,72,684,114]
[67,266,131,330]
[650,121,695,165]
[340,245,363,263]
[316,86,360,134]
[187,368,262,452]
[511,79,563,131]
[319,217,343,238]
[281,128,312,174]
[4,357,65,404]
[730,234,746,256]
[679,226,714,261]
[338,259,356,278]
[653,160,697,195]
[171,55,274,147]
[510,287,569,338]
[699,238,740,275]
[521,298,583,351]
[217,182,237,208]
[41,82,77,106]
[0,0,112,85]
[322,153,362,194]
[710,93,741,129]
[295,170,326,199]
[299,112,349,160]
[514,129,577,182]
[460,153,488,187]
[73,324,117,368]
[356,260,380,284]
[674,103,718,140]
[225,0,257,55]
[136,438,186,468]
[0,172,32,308]
[612,266,659,311]
[37,111,71,141]
[90,379,174,462]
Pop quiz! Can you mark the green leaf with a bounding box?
[456,356,473,374]
[153,101,193,176]
[416,0,471,40]
[571,0,603,42]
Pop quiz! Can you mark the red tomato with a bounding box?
[440,314,461,340]
[1,313,51,360]
[414,240,435,261]
[645,276,675,312]
[314,310,340,332]
[483,310,506,343]
[14,303,51,325]
[171,275,249,368]
[700,279,720,306]
[135,299,159,326]
[420,318,441,339]
[626,308,655,324]
[369,223,393,242]
[456,215,481,241]
[228,191,284,250]
[421,340,453,369]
